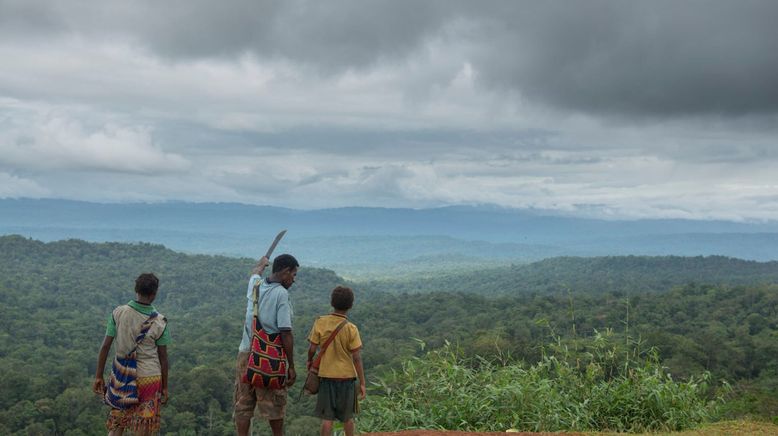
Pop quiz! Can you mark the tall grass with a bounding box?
[361,330,727,432]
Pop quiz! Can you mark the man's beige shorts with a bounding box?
[234,351,288,421]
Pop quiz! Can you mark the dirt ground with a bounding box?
[365,432,584,436]
[362,421,778,436]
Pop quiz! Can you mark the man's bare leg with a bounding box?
[236,416,251,436]
[269,418,284,436]
[108,429,124,436]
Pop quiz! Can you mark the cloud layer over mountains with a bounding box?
[1,1,777,219]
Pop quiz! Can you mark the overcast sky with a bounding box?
[1,0,777,220]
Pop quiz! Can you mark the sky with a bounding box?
[1,0,777,220]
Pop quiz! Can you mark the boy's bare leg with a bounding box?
[344,419,355,436]
[320,419,334,436]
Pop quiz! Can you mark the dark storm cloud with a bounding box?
[101,0,449,69]
[469,1,778,117]
[2,0,776,117]
[0,0,452,69]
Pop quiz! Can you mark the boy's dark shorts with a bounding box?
[234,351,287,421]
[314,378,358,422]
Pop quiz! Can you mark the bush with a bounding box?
[361,332,727,432]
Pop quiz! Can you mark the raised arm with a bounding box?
[251,256,270,277]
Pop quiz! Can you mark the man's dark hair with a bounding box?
[135,273,159,297]
[331,286,354,311]
[272,254,299,273]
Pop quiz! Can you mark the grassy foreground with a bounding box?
[361,334,727,433]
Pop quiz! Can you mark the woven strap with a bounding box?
[128,312,158,356]
[312,319,349,370]
[252,278,271,326]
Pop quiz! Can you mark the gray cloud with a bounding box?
[1,1,777,219]
[0,101,190,174]
[2,1,776,117]
[469,1,778,117]
[0,0,450,69]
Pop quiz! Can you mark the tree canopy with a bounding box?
[0,235,776,434]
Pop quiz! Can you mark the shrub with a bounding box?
[361,332,726,432]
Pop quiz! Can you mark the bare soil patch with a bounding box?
[362,421,778,436]
[364,432,584,436]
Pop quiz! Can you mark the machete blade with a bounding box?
[265,229,287,259]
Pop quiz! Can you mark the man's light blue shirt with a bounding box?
[239,274,293,352]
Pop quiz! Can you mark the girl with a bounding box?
[93,273,170,436]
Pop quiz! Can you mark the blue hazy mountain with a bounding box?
[2,198,778,271]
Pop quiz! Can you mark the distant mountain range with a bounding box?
[3,198,778,273]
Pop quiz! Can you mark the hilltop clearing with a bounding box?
[1,236,776,434]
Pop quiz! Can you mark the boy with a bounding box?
[307,286,366,436]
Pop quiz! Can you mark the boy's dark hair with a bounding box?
[272,254,299,273]
[135,273,159,296]
[331,286,354,311]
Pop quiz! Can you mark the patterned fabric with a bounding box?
[234,352,288,420]
[242,317,288,389]
[107,375,162,433]
[105,354,140,408]
[105,312,158,409]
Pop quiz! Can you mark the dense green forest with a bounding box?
[368,255,778,295]
[0,235,776,434]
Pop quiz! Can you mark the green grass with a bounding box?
[361,332,728,433]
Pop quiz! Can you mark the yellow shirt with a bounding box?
[308,314,362,379]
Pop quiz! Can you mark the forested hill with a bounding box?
[1,235,777,434]
[370,255,778,295]
[0,235,347,434]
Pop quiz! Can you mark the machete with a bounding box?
[265,229,287,259]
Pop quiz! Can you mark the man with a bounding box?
[234,254,299,436]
